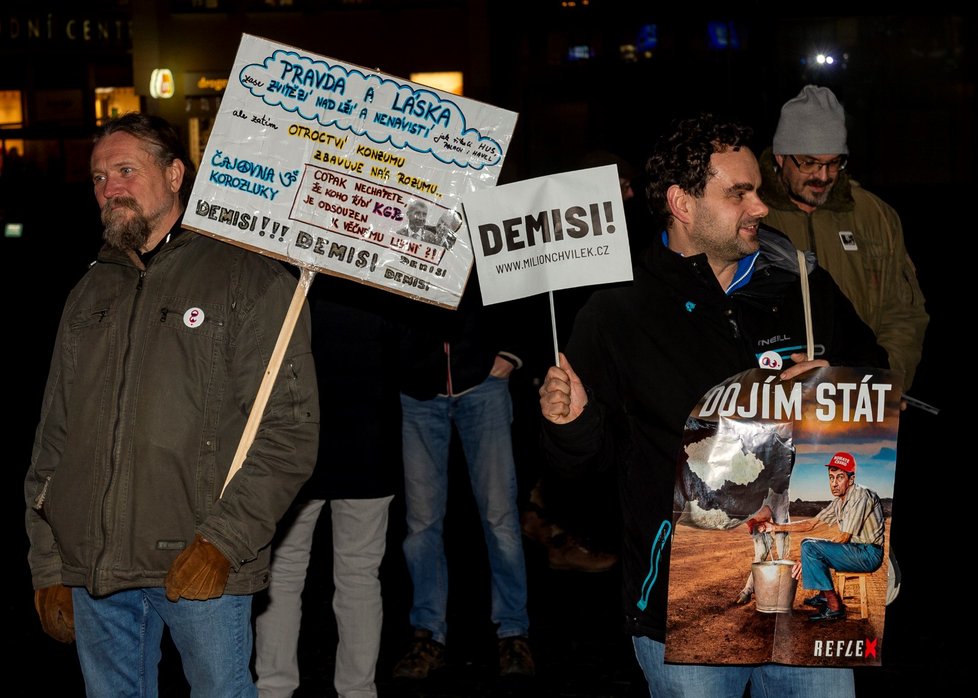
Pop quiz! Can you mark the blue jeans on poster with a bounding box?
[400,375,529,645]
[632,636,854,698]
[800,539,884,591]
[72,587,257,698]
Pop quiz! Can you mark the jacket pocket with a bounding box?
[284,352,319,424]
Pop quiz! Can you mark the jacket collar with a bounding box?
[96,219,197,271]
[649,226,816,295]
[97,220,194,269]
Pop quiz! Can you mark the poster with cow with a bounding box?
[664,366,901,667]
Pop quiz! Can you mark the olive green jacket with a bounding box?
[26,230,319,596]
[758,148,928,389]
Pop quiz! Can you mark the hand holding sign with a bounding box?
[539,352,588,425]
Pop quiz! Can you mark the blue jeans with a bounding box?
[632,637,854,698]
[401,376,529,645]
[800,539,884,591]
[72,587,257,698]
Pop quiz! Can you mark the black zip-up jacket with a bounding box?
[542,227,887,641]
[300,275,402,501]
[398,274,524,399]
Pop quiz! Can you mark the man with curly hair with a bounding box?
[539,113,886,696]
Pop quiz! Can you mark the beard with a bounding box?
[689,211,761,265]
[784,172,835,209]
[101,197,152,251]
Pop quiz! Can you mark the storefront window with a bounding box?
[95,86,141,124]
[0,90,23,127]
[0,90,25,174]
[410,72,464,96]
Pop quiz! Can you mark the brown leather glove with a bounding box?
[35,584,75,643]
[164,533,231,602]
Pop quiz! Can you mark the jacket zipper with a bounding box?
[92,267,147,595]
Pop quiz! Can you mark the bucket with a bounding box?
[752,560,797,613]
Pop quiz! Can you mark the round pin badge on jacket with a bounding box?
[183,307,205,328]
[758,350,783,370]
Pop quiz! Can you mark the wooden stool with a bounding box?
[836,571,869,619]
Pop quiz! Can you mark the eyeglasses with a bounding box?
[788,154,848,175]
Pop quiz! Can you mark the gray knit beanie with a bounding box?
[772,85,848,155]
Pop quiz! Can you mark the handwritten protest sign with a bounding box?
[182,33,518,309]
[462,165,632,306]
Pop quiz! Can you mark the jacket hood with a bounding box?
[758,147,855,214]
[756,226,816,277]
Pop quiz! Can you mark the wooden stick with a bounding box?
[797,250,814,361]
[549,290,559,367]
[221,268,316,497]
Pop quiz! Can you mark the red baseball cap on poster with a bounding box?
[825,451,856,473]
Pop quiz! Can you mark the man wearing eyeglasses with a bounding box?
[758,84,929,393]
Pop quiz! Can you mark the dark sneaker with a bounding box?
[808,605,847,622]
[392,629,446,680]
[498,635,535,677]
[803,594,828,608]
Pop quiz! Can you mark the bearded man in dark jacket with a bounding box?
[26,113,319,696]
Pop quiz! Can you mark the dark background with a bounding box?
[1,2,964,695]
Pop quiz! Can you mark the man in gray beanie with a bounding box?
[759,84,928,391]
[757,84,927,609]
[773,84,849,163]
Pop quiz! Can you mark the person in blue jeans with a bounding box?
[758,451,885,622]
[539,114,887,697]
[393,279,535,680]
[24,113,319,696]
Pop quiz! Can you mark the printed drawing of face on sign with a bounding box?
[674,372,795,530]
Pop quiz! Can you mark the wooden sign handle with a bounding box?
[221,268,316,497]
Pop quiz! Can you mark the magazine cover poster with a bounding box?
[665,366,900,667]
[182,33,517,309]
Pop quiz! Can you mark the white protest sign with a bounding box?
[463,165,632,305]
[182,33,517,309]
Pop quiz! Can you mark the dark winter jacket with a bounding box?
[26,229,320,596]
[398,274,524,400]
[542,227,887,641]
[301,275,402,501]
